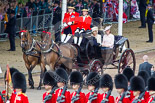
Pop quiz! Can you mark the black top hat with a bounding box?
[12,72,27,93]
[100,74,113,90]
[86,72,100,88]
[138,71,150,87]
[70,71,83,85]
[123,67,134,82]
[43,70,57,87]
[54,1,60,5]
[114,74,128,91]
[130,76,145,92]
[55,68,68,83]
[148,77,155,91]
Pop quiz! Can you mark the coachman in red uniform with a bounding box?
[10,72,29,103]
[42,70,57,103]
[138,70,151,102]
[99,74,114,103]
[70,71,85,103]
[74,9,92,46]
[85,72,100,103]
[122,67,135,101]
[147,77,155,103]
[130,76,146,103]
[61,6,79,43]
[114,74,130,103]
[54,68,70,103]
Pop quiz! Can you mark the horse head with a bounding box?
[40,30,53,50]
[19,30,32,49]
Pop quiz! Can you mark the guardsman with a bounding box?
[61,6,79,43]
[147,77,155,102]
[114,74,130,103]
[10,72,29,103]
[70,71,86,103]
[1,68,19,103]
[74,8,92,46]
[42,71,57,103]
[54,68,71,103]
[85,72,100,103]
[146,3,154,43]
[138,71,150,102]
[122,67,135,101]
[130,76,146,103]
[99,74,115,103]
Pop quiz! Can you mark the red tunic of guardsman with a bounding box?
[61,6,79,43]
[99,94,114,103]
[115,95,130,103]
[70,92,85,103]
[85,92,100,103]
[10,72,29,103]
[147,96,155,103]
[42,71,57,103]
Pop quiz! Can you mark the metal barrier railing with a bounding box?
[0,13,53,35]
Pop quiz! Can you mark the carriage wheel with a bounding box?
[118,48,136,73]
[85,41,94,61]
[89,59,103,75]
[119,39,130,53]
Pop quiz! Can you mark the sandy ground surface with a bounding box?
[0,21,155,103]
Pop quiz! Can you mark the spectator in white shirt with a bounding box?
[102,25,114,48]
[91,26,102,44]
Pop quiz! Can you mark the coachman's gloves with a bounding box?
[68,22,72,26]
[63,23,68,27]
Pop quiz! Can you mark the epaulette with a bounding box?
[21,93,27,97]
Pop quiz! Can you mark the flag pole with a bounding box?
[61,0,67,28]
[118,0,123,36]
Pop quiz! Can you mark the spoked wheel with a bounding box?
[89,59,103,75]
[118,48,136,73]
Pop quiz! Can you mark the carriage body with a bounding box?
[74,32,136,75]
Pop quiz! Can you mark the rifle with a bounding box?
[118,91,127,103]
[56,85,67,103]
[88,88,99,103]
[101,90,112,103]
[132,92,145,103]
[71,85,82,103]
[0,91,5,102]
[43,86,57,103]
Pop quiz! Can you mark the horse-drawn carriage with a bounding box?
[72,30,136,77]
[20,29,136,89]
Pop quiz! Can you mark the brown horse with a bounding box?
[40,32,78,73]
[20,30,45,90]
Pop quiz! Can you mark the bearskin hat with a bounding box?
[130,76,145,92]
[148,77,155,91]
[55,68,68,83]
[70,71,83,85]
[86,72,100,88]
[43,70,56,87]
[123,67,134,82]
[100,74,113,90]
[138,71,150,86]
[12,72,27,93]
[114,74,128,91]
[4,67,19,79]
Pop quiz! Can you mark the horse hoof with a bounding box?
[30,86,34,89]
[37,86,41,90]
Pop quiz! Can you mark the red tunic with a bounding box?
[42,91,56,103]
[99,93,115,103]
[0,95,4,103]
[128,90,135,101]
[77,15,92,31]
[63,12,79,35]
[85,92,100,103]
[10,92,29,103]
[146,96,155,103]
[70,91,86,103]
[55,88,71,103]
[144,91,150,102]
[115,95,130,103]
